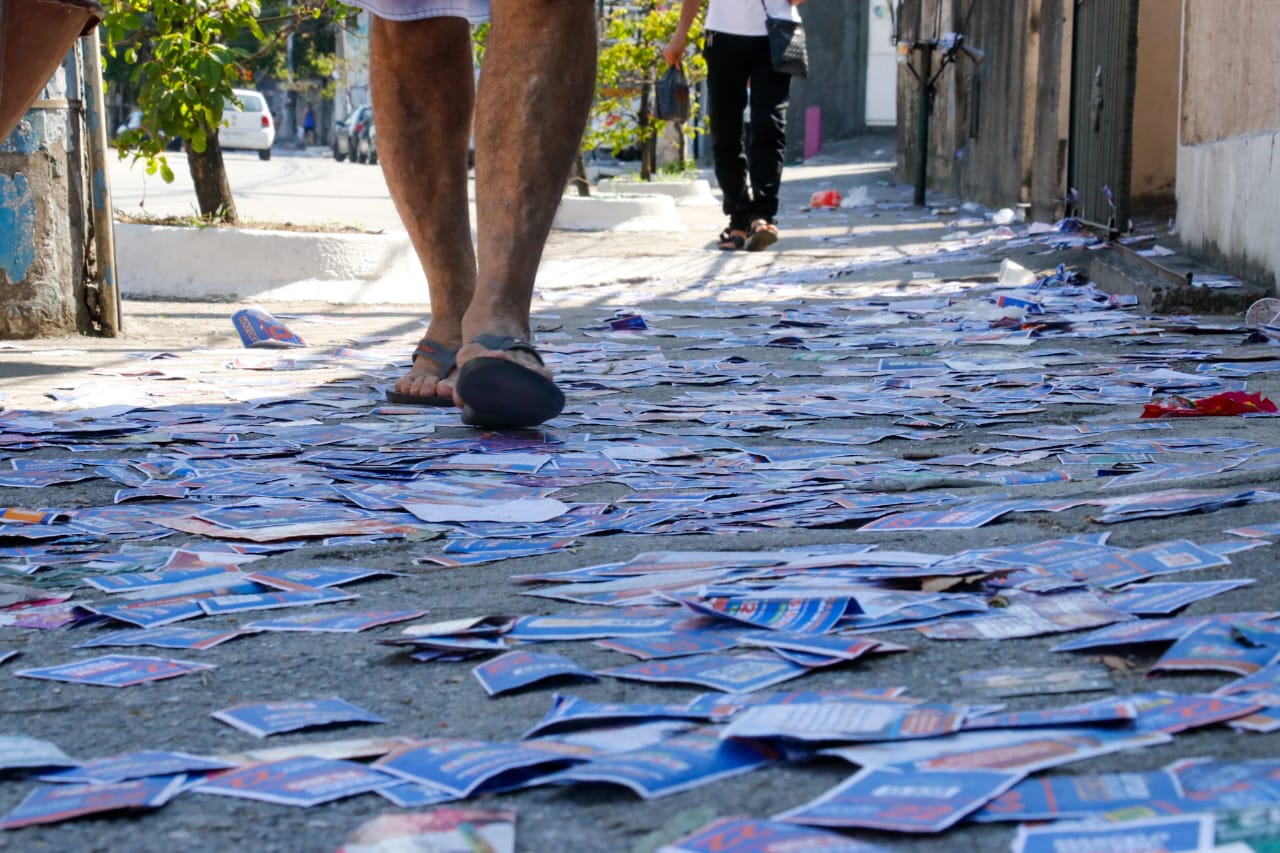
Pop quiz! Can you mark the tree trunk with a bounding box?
[639,83,653,181]
[185,130,238,223]
[570,150,590,197]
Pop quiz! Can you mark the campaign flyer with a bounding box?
[375,739,576,799]
[472,650,599,696]
[659,816,897,853]
[599,653,810,693]
[15,655,215,687]
[39,751,234,784]
[1011,814,1214,853]
[774,765,1024,832]
[546,727,782,799]
[212,698,387,738]
[195,756,398,807]
[959,665,1113,697]
[338,807,515,853]
[722,701,966,743]
[0,775,187,829]
[246,610,425,633]
[0,735,78,772]
[973,769,1186,822]
[521,693,710,739]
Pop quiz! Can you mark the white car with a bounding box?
[221,88,275,160]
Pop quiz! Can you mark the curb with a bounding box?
[552,193,685,232]
[115,223,429,304]
[594,178,718,206]
[114,192,689,302]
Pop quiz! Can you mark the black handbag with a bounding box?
[761,0,809,78]
[655,65,691,122]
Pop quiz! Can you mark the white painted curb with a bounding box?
[115,190,687,301]
[115,223,430,304]
[595,178,718,206]
[553,193,685,232]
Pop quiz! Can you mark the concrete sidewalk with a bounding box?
[2,132,1279,853]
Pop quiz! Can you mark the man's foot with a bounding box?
[718,227,749,251]
[450,334,564,429]
[387,334,460,406]
[746,219,779,252]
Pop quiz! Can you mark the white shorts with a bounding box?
[351,0,490,23]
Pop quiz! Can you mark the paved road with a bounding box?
[108,146,409,232]
[3,135,1279,852]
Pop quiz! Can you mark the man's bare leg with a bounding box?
[372,15,477,401]
[444,0,598,397]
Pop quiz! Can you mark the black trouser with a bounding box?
[704,30,792,229]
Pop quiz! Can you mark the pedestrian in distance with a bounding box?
[664,0,807,252]
[303,105,316,146]
[349,0,597,429]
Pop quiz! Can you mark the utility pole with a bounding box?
[895,0,983,207]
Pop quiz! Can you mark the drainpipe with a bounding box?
[79,26,120,335]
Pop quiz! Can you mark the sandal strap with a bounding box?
[469,333,546,367]
[411,337,458,377]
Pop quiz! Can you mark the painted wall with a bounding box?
[772,0,872,160]
[1129,0,1179,206]
[1177,0,1280,292]
[0,57,82,338]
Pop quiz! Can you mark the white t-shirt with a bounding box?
[705,0,802,37]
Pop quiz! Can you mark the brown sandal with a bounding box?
[746,219,779,252]
[718,227,749,251]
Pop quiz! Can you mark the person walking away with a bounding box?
[347,0,597,429]
[664,0,806,252]
[303,106,316,146]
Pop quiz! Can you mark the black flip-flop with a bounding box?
[384,336,457,406]
[454,334,565,429]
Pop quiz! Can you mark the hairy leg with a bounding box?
[446,0,598,393]
[371,15,477,400]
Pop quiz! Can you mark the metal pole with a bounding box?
[912,42,932,206]
[80,27,120,335]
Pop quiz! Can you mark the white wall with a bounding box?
[1177,131,1280,294]
[865,0,898,127]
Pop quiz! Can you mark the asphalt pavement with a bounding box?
[0,134,1279,852]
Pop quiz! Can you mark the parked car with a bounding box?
[332,105,373,164]
[220,88,275,160]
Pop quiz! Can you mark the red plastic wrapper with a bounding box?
[809,189,842,209]
[1141,391,1278,418]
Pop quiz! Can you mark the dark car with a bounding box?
[332,105,374,163]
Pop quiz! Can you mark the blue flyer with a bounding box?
[596,632,739,660]
[522,694,711,739]
[39,751,235,784]
[195,756,397,806]
[212,698,387,738]
[197,587,357,616]
[375,738,577,798]
[246,610,425,633]
[775,765,1024,832]
[547,727,782,799]
[599,653,810,693]
[662,816,897,853]
[375,781,458,808]
[472,650,598,696]
[231,307,306,348]
[15,654,216,687]
[974,769,1185,822]
[1011,814,1214,853]
[75,627,248,651]
[0,775,187,829]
